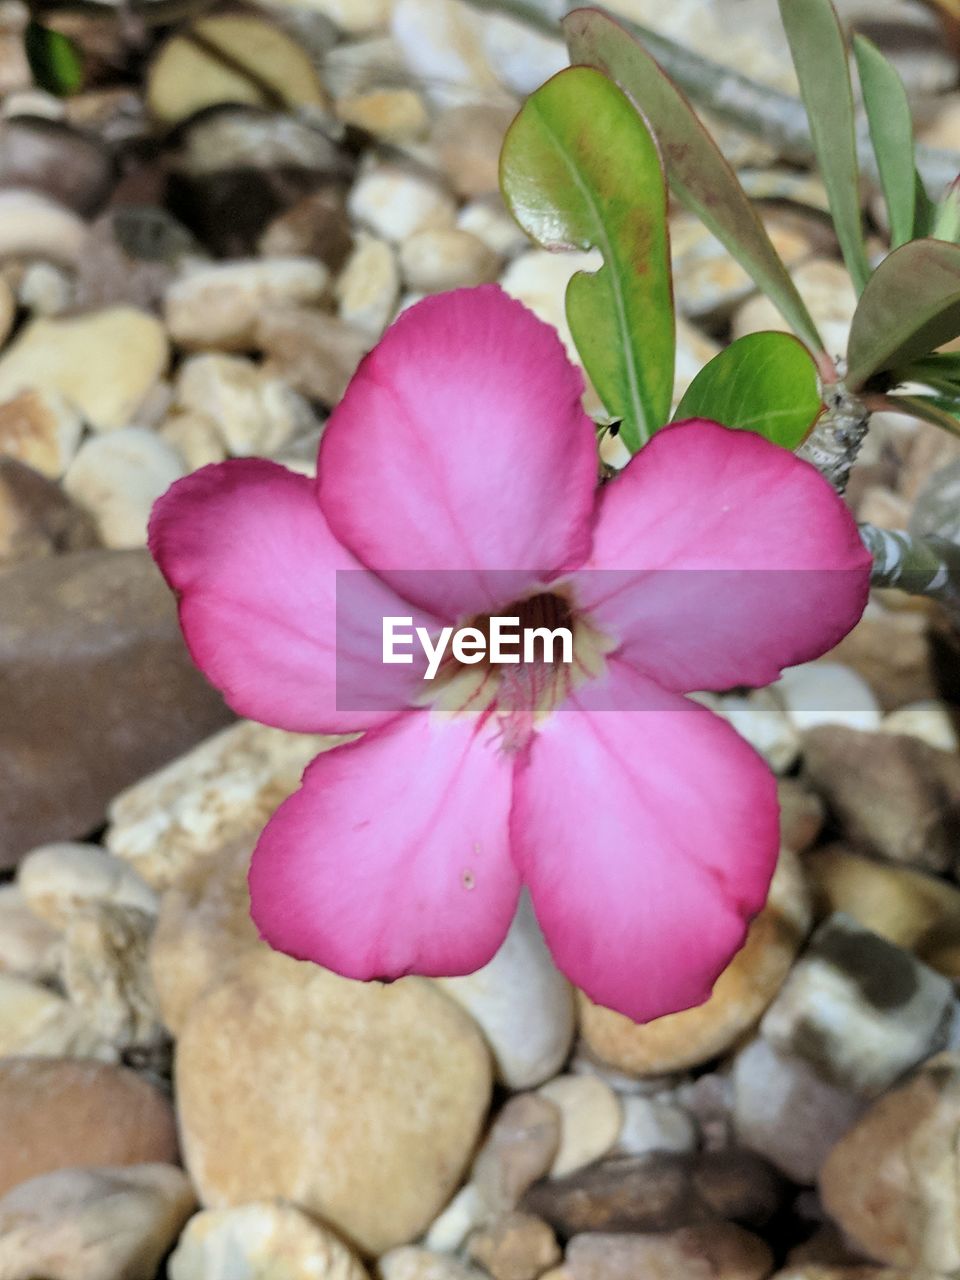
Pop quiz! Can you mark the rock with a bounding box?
[733,259,858,359]
[400,228,500,292]
[522,1150,785,1236]
[164,258,329,352]
[176,950,492,1254]
[336,232,400,337]
[0,118,113,216]
[614,1096,697,1158]
[778,779,825,853]
[390,0,510,106]
[0,972,110,1058]
[337,87,430,142]
[0,307,168,432]
[0,190,88,265]
[802,725,960,873]
[258,187,354,271]
[731,1037,865,1184]
[475,10,565,96]
[157,410,227,470]
[0,886,59,981]
[436,895,575,1089]
[379,1248,486,1280]
[0,549,231,869]
[820,1053,960,1272]
[761,914,954,1096]
[256,305,371,404]
[0,1057,178,1196]
[18,842,157,927]
[149,839,261,1034]
[472,1093,561,1216]
[348,163,457,243]
[565,1225,774,1280]
[147,14,327,127]
[467,1213,561,1280]
[278,0,390,35]
[0,1164,195,1280]
[775,663,882,733]
[824,603,935,712]
[538,1076,622,1178]
[804,845,960,967]
[881,701,959,753]
[107,720,336,890]
[63,427,187,549]
[63,904,164,1052]
[0,457,99,568]
[73,207,197,314]
[718,688,801,772]
[433,104,516,198]
[578,848,811,1075]
[457,197,529,259]
[17,260,73,315]
[175,353,314,456]
[169,1202,369,1280]
[424,1184,488,1253]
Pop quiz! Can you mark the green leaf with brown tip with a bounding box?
[853,34,916,249]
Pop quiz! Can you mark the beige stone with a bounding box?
[106,720,342,890]
[566,1225,774,1280]
[158,410,227,470]
[0,307,168,432]
[0,972,111,1060]
[467,1213,561,1280]
[348,163,457,243]
[18,841,157,927]
[400,228,500,292]
[471,1092,561,1215]
[537,1075,621,1178]
[175,353,314,456]
[176,951,492,1254]
[336,233,400,337]
[336,88,429,141]
[63,903,164,1051]
[0,388,82,478]
[169,1202,369,1280]
[578,848,810,1074]
[378,1248,486,1280]
[256,306,372,404]
[0,885,59,981]
[0,189,88,266]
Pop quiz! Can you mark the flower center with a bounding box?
[425,587,612,751]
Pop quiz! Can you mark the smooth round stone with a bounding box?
[566,1224,773,1280]
[336,232,400,337]
[0,388,82,479]
[775,662,882,733]
[64,427,185,549]
[467,1211,561,1280]
[18,842,157,928]
[399,228,500,292]
[538,1075,622,1178]
[471,1092,561,1215]
[348,163,456,244]
[0,885,60,981]
[176,950,492,1254]
[881,700,959,753]
[614,1095,697,1158]
[578,848,811,1075]
[0,1058,177,1196]
[175,353,314,457]
[435,895,575,1089]
[169,1202,368,1280]
[379,1247,487,1280]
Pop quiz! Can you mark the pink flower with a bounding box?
[149,285,870,1022]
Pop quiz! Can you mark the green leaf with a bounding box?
[896,351,960,392]
[915,173,937,238]
[846,239,960,388]
[500,65,673,452]
[24,20,84,96]
[779,0,870,292]
[672,331,822,447]
[564,8,823,356]
[885,393,960,438]
[852,35,915,249]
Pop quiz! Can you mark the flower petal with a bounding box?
[512,661,779,1022]
[149,460,435,733]
[573,419,872,691]
[317,285,598,619]
[249,709,521,978]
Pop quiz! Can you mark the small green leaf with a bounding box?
[672,331,822,448]
[846,239,960,389]
[564,8,823,356]
[897,351,960,392]
[886,393,960,438]
[852,35,915,249]
[915,173,937,238]
[24,20,84,96]
[500,65,673,452]
[779,0,870,293]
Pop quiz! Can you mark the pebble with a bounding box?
[824,602,935,712]
[18,842,157,927]
[16,260,73,315]
[107,720,339,890]
[436,895,575,1089]
[775,662,883,733]
[0,1057,178,1196]
[164,258,329,351]
[348,163,457,243]
[718,688,800,772]
[0,189,88,265]
[732,1037,865,1184]
[538,1076,622,1178]
[424,1184,488,1253]
[0,306,168,432]
[802,725,960,873]
[433,104,516,198]
[476,10,565,96]
[379,1248,486,1280]
[0,388,83,479]
[0,1164,195,1280]
[336,232,400,337]
[400,227,500,292]
[614,1095,697,1158]
[472,1093,561,1216]
[0,971,110,1059]
[733,259,858,360]
[258,187,354,272]
[578,848,811,1075]
[881,701,959,753]
[522,1149,785,1236]
[291,0,390,34]
[256,305,371,405]
[761,913,954,1096]
[63,903,164,1052]
[0,117,113,214]
[64,426,187,549]
[565,1224,774,1280]
[0,885,59,981]
[467,1213,561,1280]
[175,352,314,456]
[169,1202,369,1280]
[777,778,825,852]
[157,410,227,470]
[390,0,509,107]
[457,197,530,259]
[337,87,430,141]
[820,1052,960,1272]
[176,950,492,1254]
[0,457,99,568]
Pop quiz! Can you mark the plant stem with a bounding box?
[797,382,869,495]
[860,523,960,616]
[464,0,960,194]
